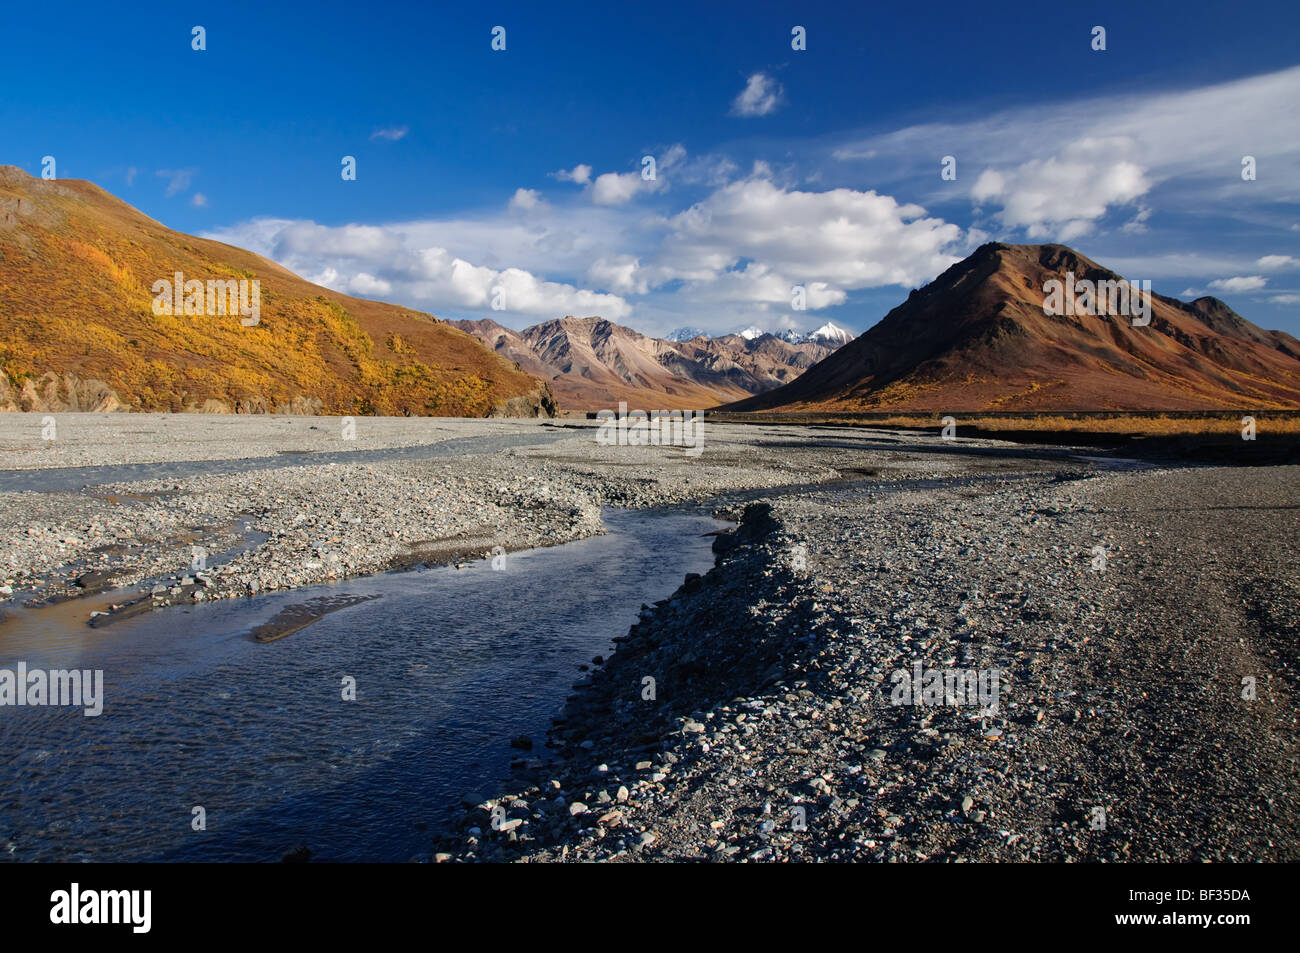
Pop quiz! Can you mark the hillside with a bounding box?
[0,167,553,416]
[724,243,1300,412]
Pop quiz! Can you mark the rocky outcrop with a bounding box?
[488,383,557,419]
[0,372,127,412]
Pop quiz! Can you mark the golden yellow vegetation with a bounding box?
[0,171,544,415]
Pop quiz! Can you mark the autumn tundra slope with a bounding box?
[724,243,1300,413]
[0,166,553,416]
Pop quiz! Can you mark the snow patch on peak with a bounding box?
[665,326,707,342]
[810,321,852,345]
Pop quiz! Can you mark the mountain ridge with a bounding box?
[723,242,1300,413]
[0,167,554,416]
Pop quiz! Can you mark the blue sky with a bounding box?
[3,0,1299,336]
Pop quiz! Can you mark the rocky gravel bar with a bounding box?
[431,463,1300,863]
[0,419,1058,614]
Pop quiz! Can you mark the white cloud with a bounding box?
[1208,275,1268,292]
[591,171,645,205]
[587,145,686,205]
[1257,255,1297,269]
[551,164,592,184]
[204,155,966,336]
[191,192,208,208]
[347,272,392,296]
[204,217,630,321]
[1270,294,1300,304]
[653,175,961,300]
[508,188,545,211]
[731,72,783,117]
[834,65,1300,238]
[156,168,195,197]
[370,126,409,142]
[587,255,648,295]
[971,137,1150,240]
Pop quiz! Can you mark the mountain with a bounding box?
[665,326,707,342]
[809,321,853,346]
[453,316,842,411]
[0,167,554,416]
[724,243,1300,413]
[737,325,765,341]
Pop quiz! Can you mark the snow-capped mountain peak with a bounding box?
[665,326,708,342]
[810,321,852,345]
[737,325,766,341]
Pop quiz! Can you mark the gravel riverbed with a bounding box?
[5,415,1292,863]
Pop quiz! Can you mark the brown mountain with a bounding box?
[0,166,553,416]
[724,243,1300,412]
[454,316,837,411]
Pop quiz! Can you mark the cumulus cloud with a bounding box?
[587,255,649,295]
[203,158,965,334]
[971,137,1150,240]
[591,172,645,206]
[347,272,393,296]
[587,144,686,205]
[731,72,783,117]
[508,188,545,211]
[654,175,961,301]
[1208,275,1268,292]
[204,217,630,321]
[370,126,409,141]
[551,164,592,184]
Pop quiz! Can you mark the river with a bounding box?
[0,506,727,862]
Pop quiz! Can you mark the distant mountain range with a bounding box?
[0,167,553,416]
[667,321,853,346]
[725,243,1300,413]
[454,316,847,411]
